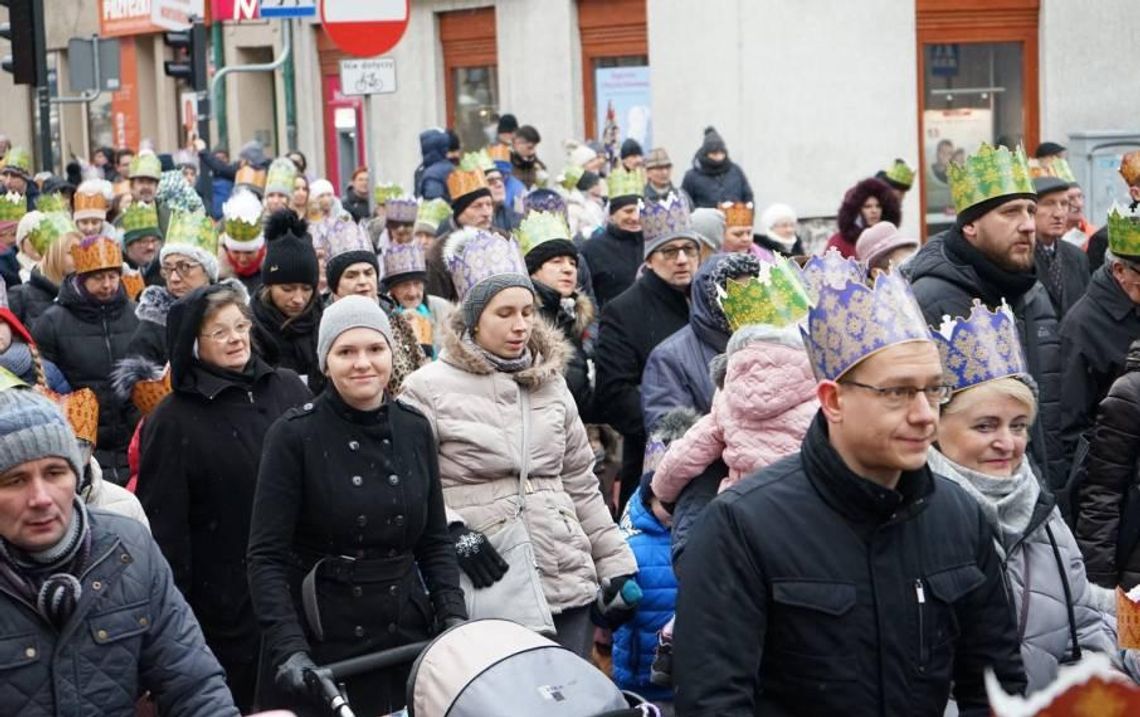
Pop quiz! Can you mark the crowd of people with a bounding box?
[0,112,1139,716]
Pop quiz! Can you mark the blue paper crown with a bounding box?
[641,193,693,245]
[933,300,1026,393]
[522,189,568,221]
[803,271,932,381]
[799,248,866,301]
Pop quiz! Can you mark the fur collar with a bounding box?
[572,292,594,336]
[135,285,177,326]
[440,310,570,388]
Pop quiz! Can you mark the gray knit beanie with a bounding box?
[0,389,84,481]
[317,295,394,373]
[463,274,535,328]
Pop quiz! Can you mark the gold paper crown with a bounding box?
[35,192,67,214]
[1107,203,1140,258]
[264,157,298,195]
[73,189,109,218]
[884,159,916,189]
[164,210,218,254]
[416,198,452,231]
[446,166,489,201]
[514,211,572,256]
[0,192,26,223]
[71,236,123,275]
[25,212,76,255]
[132,365,172,415]
[720,201,754,228]
[607,166,645,199]
[373,181,405,205]
[235,165,267,190]
[121,272,145,301]
[987,651,1140,716]
[36,386,99,446]
[718,256,812,331]
[947,143,1034,214]
[1120,151,1140,187]
[128,153,162,180]
[487,144,511,163]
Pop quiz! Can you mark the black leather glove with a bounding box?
[450,524,509,589]
[275,651,318,696]
[591,574,642,629]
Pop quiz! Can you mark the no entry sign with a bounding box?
[320,0,410,58]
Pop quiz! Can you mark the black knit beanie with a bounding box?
[576,170,600,193]
[621,138,643,160]
[609,194,641,215]
[525,239,578,275]
[701,126,727,156]
[262,210,319,287]
[452,187,493,220]
[326,250,379,295]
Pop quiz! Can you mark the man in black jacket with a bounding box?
[1032,174,1088,317]
[674,276,1026,715]
[579,169,645,309]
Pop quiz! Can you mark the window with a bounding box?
[439,8,498,152]
[578,0,648,144]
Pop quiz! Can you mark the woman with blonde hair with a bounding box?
[8,227,79,326]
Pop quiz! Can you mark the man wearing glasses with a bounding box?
[674,272,1025,715]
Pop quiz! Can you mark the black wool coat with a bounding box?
[534,280,594,420]
[251,295,325,394]
[579,222,645,310]
[9,267,58,328]
[1034,240,1090,318]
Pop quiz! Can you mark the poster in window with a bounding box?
[595,66,652,162]
[923,108,993,224]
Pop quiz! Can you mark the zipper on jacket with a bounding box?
[915,578,927,667]
[248,390,255,404]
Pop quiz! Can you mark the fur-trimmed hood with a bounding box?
[836,177,902,244]
[135,285,178,326]
[440,310,570,389]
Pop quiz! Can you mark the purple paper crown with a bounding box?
[443,228,528,302]
[522,189,568,221]
[934,300,1026,393]
[383,241,427,281]
[799,248,866,301]
[641,193,692,245]
[325,217,372,259]
[384,197,419,224]
[643,436,667,472]
[803,271,932,381]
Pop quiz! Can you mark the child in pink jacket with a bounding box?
[651,323,819,504]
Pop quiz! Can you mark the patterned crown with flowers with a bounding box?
[987,652,1140,717]
[383,240,427,282]
[0,192,26,223]
[373,181,405,205]
[222,190,264,244]
[128,152,162,181]
[720,201,754,229]
[447,154,491,200]
[71,235,123,275]
[36,386,100,446]
[120,201,160,244]
[265,157,298,196]
[885,159,916,189]
[514,211,572,256]
[133,365,173,415]
[718,256,812,332]
[24,211,77,255]
[642,193,693,245]
[164,210,218,255]
[1048,157,1077,185]
[522,189,568,220]
[35,192,68,215]
[325,217,372,259]
[947,143,1035,214]
[73,180,111,220]
[443,228,528,302]
[607,166,645,200]
[1107,203,1140,258]
[2,147,32,176]
[384,196,420,224]
[803,270,932,381]
[798,248,866,301]
[415,198,451,232]
[933,300,1026,393]
[559,164,585,191]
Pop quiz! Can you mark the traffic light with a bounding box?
[163,19,207,92]
[0,0,40,86]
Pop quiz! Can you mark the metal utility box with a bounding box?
[1067,130,1140,224]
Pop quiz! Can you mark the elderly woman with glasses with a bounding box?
[135,284,311,712]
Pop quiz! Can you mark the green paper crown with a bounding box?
[26,212,77,255]
[459,150,495,173]
[128,153,162,180]
[1050,157,1077,185]
[0,192,26,222]
[1108,204,1140,258]
[35,192,67,214]
[120,201,160,239]
[514,211,572,256]
[416,198,451,231]
[947,143,1034,214]
[264,157,298,195]
[718,256,812,331]
[607,166,645,200]
[223,215,261,243]
[560,165,585,191]
[373,181,405,205]
[885,159,915,189]
[2,147,31,176]
[164,210,218,255]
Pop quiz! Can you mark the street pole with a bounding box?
[32,0,51,172]
[283,19,297,152]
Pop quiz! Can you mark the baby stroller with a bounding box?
[305,619,658,717]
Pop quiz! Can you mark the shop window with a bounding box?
[439,8,497,152]
[578,0,648,150]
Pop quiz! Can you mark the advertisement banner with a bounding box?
[110,37,141,151]
[595,65,652,161]
[101,0,165,37]
[922,108,993,222]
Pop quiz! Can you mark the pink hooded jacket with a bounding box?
[651,339,819,503]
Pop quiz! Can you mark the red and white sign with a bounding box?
[320,0,409,58]
[211,0,259,21]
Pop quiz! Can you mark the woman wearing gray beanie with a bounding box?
[247,294,466,716]
[400,228,637,658]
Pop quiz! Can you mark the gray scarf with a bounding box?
[927,448,1040,540]
[462,331,533,374]
[0,340,34,382]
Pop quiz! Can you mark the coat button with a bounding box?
[91,580,102,591]
[389,585,399,595]
[303,402,314,411]
[24,647,35,659]
[120,553,132,563]
[394,514,405,526]
[352,586,363,597]
[96,629,108,641]
[356,515,367,527]
[351,475,363,487]
[388,474,399,486]
[138,617,149,627]
[354,625,365,637]
[348,440,360,451]
[382,438,390,446]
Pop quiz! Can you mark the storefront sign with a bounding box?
[111,37,142,151]
[929,44,959,78]
[212,0,260,20]
[101,0,165,37]
[260,0,316,18]
[339,57,396,96]
[595,65,652,157]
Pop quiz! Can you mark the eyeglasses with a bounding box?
[199,320,252,343]
[656,245,699,261]
[840,380,953,408]
[160,260,203,279]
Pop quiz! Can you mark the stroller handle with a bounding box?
[303,668,356,717]
[316,640,432,681]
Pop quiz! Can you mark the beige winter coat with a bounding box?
[82,458,150,531]
[400,313,636,613]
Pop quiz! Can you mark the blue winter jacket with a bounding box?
[613,486,677,701]
[416,129,454,201]
[640,257,730,432]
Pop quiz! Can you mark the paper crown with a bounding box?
[1107,203,1140,258]
[2,147,31,176]
[447,164,489,201]
[264,157,298,196]
[325,217,371,258]
[234,164,267,191]
[607,166,645,200]
[933,300,1026,393]
[120,201,160,242]
[643,435,667,473]
[514,211,572,256]
[121,271,145,301]
[461,149,496,173]
[884,159,916,189]
[222,190,264,246]
[486,144,511,164]
[164,210,218,255]
[720,201,754,228]
[522,189,568,220]
[559,164,586,191]
[987,652,1140,717]
[133,364,173,415]
[1048,157,1076,185]
[718,257,812,332]
[23,211,76,255]
[443,228,528,302]
[384,196,419,224]
[415,198,451,232]
[73,180,111,220]
[35,192,68,214]
[383,240,427,282]
[0,192,26,223]
[798,248,866,300]
[947,143,1035,214]
[36,386,99,446]
[71,235,123,275]
[128,153,162,181]
[374,181,405,205]
[1120,151,1140,187]
[803,270,932,381]
[642,193,693,245]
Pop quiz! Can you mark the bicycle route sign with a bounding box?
[339,57,397,96]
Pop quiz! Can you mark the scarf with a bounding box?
[944,228,1038,306]
[0,340,34,382]
[462,331,533,373]
[0,497,92,629]
[927,449,1040,541]
[226,245,267,278]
